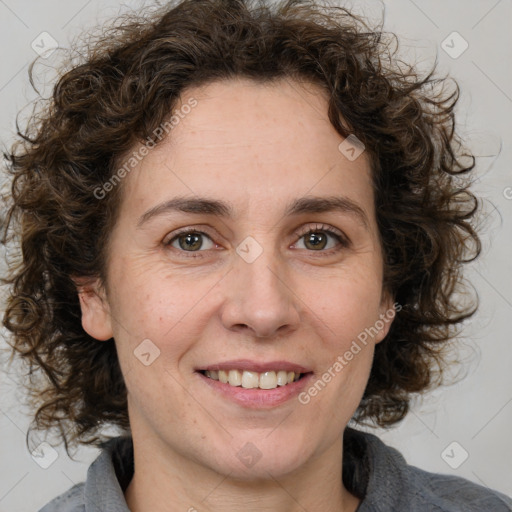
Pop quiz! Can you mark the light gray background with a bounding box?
[1,0,511,510]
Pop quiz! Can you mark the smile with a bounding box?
[201,369,304,389]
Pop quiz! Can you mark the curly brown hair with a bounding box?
[1,0,481,453]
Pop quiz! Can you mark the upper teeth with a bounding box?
[204,369,301,389]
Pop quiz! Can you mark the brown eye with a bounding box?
[294,224,349,253]
[303,232,329,250]
[165,230,215,253]
[177,232,203,251]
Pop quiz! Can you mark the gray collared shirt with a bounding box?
[38,428,512,511]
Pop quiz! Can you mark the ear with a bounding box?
[73,277,114,341]
[374,290,398,344]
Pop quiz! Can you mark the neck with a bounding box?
[124,432,360,512]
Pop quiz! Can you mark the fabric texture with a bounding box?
[38,428,512,511]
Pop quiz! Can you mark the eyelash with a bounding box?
[163,223,350,259]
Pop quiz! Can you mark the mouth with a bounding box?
[196,368,314,408]
[194,360,314,408]
[198,369,311,390]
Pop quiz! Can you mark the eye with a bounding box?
[164,228,216,255]
[293,223,349,254]
[163,223,350,259]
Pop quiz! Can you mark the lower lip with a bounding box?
[196,371,314,408]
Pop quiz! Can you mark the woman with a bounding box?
[2,0,511,510]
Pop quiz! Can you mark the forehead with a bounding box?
[167,77,350,161]
[118,77,375,224]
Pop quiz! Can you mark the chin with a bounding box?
[204,441,312,481]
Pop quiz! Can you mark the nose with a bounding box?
[219,244,301,339]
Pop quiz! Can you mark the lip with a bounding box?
[196,370,315,409]
[197,359,312,373]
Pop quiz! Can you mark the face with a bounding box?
[79,77,394,479]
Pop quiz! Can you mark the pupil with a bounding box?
[180,233,201,251]
[306,232,326,250]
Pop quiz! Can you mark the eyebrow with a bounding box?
[137,195,370,230]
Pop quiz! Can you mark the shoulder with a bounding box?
[347,428,512,512]
[38,483,85,512]
[405,464,512,511]
[37,436,133,512]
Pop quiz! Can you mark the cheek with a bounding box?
[107,256,202,329]
[305,266,384,337]
[106,261,220,372]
